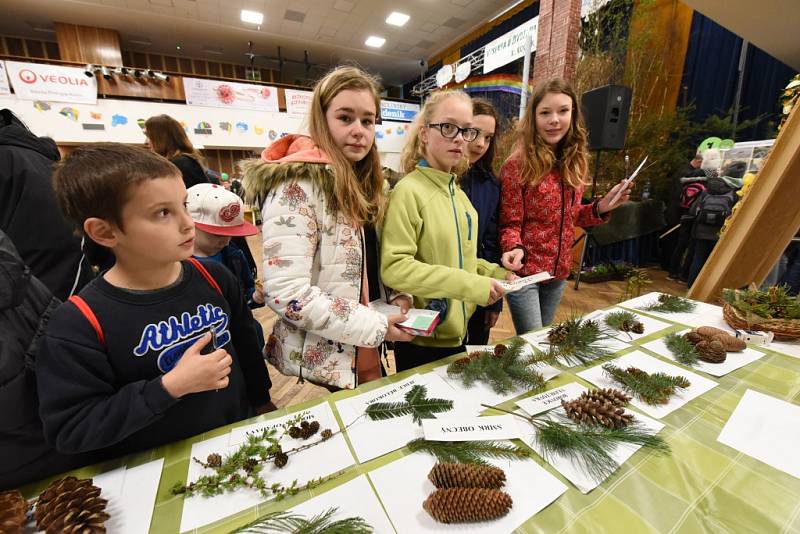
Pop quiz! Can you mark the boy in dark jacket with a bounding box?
[0,230,91,489]
[37,144,274,461]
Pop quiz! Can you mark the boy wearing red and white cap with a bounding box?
[187,183,265,309]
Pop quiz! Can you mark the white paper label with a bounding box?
[422,415,523,441]
[516,382,588,416]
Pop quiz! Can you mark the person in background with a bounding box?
[242,66,413,390]
[667,151,707,281]
[461,97,504,345]
[144,114,209,189]
[499,78,632,334]
[381,90,514,371]
[687,160,746,287]
[0,230,91,489]
[0,109,92,300]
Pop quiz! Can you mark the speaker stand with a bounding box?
[573,149,602,290]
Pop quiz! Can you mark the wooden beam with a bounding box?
[688,103,800,302]
[55,23,123,66]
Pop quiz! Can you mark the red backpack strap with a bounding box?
[188,258,222,295]
[68,295,106,347]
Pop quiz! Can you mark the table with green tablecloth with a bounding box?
[19,296,800,533]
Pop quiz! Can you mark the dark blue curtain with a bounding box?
[682,12,795,140]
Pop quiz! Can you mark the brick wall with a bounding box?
[531,0,582,85]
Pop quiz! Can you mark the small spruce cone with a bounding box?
[299,420,320,439]
[683,331,704,345]
[243,458,259,473]
[0,490,28,534]
[423,488,512,524]
[620,319,633,332]
[467,351,483,360]
[320,429,333,441]
[562,396,634,429]
[626,367,649,378]
[547,323,570,345]
[288,426,302,439]
[274,452,289,468]
[206,453,222,467]
[493,344,508,358]
[428,463,506,490]
[35,476,109,534]
[658,294,670,303]
[696,339,727,363]
[631,322,645,334]
[453,357,471,367]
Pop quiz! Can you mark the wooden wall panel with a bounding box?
[96,76,185,101]
[55,23,123,66]
[25,39,45,58]
[5,36,24,56]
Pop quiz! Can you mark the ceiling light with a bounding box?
[84,64,96,77]
[386,12,410,26]
[134,69,144,78]
[176,45,182,51]
[241,9,264,25]
[153,71,170,82]
[365,36,386,48]
[99,65,112,80]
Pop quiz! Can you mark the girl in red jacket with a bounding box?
[499,78,631,333]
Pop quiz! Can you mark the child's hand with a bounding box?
[501,249,525,271]
[161,333,232,398]
[505,272,519,282]
[389,295,413,314]
[487,279,506,306]
[385,314,415,342]
[252,287,265,304]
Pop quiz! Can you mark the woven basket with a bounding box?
[722,302,800,341]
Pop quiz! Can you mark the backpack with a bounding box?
[695,191,736,228]
[679,182,706,209]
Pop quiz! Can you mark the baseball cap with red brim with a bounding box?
[187,183,257,237]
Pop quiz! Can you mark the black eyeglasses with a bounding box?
[426,122,480,142]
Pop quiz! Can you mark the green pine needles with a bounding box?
[445,337,547,394]
[602,364,690,405]
[365,385,453,425]
[640,294,696,313]
[232,507,373,534]
[406,438,531,466]
[663,332,699,365]
[532,414,669,481]
[722,285,800,320]
[543,316,614,366]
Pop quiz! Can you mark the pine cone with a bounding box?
[0,490,27,534]
[243,458,259,473]
[626,367,648,378]
[428,463,506,490]
[620,319,633,332]
[696,339,727,363]
[423,488,512,524]
[583,388,631,407]
[35,476,109,534]
[683,331,704,345]
[288,426,302,439]
[562,396,634,429]
[547,323,570,345]
[693,327,746,351]
[493,344,508,358]
[206,453,222,467]
[299,420,320,439]
[467,351,483,360]
[453,357,471,367]
[631,322,645,334]
[274,452,289,468]
[320,429,333,440]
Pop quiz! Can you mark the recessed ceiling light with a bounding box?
[241,9,264,25]
[386,12,410,26]
[176,45,182,50]
[365,36,386,48]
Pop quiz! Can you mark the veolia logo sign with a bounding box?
[17,67,89,86]
[5,61,96,103]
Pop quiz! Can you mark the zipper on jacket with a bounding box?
[449,177,467,341]
[466,212,473,241]
[554,179,566,276]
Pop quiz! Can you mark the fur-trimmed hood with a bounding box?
[241,135,335,208]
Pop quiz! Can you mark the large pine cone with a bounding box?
[0,490,28,534]
[562,395,634,429]
[423,488,512,523]
[582,388,631,407]
[35,476,109,534]
[428,463,506,490]
[695,339,727,363]
[547,324,570,345]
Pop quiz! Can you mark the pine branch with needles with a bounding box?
[446,337,547,394]
[406,438,531,466]
[640,294,696,313]
[365,384,453,425]
[663,332,699,365]
[232,507,373,533]
[602,364,690,405]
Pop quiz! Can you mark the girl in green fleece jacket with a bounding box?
[381,90,516,371]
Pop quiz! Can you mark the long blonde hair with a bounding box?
[309,66,385,225]
[400,90,473,174]
[144,114,206,167]
[512,78,589,189]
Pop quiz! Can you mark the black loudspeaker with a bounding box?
[581,85,632,151]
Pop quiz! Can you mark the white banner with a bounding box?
[182,77,279,112]
[5,61,97,104]
[0,62,10,95]
[482,17,539,74]
[285,88,313,118]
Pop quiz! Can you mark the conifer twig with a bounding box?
[663,332,699,365]
[232,506,373,533]
[406,438,530,466]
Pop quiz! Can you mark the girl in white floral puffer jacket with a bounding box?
[242,67,413,390]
